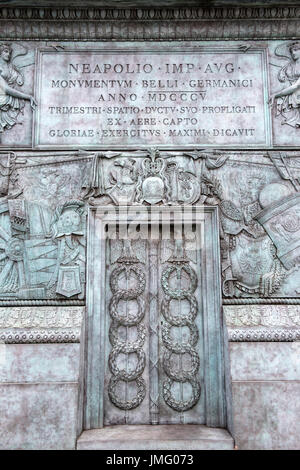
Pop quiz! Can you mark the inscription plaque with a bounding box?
[34,47,270,149]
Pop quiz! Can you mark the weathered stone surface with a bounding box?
[231,381,300,450]
[0,1,300,452]
[77,424,234,450]
[0,383,78,450]
[0,343,80,382]
[229,342,300,381]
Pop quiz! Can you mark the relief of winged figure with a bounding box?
[269,42,300,128]
[0,42,36,134]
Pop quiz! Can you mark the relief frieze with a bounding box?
[80,148,300,299]
[0,157,86,301]
[224,304,300,327]
[0,305,83,328]
[0,147,299,302]
[225,304,300,342]
[0,305,84,343]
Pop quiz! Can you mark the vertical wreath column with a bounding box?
[161,244,201,416]
[108,248,146,412]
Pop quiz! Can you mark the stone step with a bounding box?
[77,424,234,450]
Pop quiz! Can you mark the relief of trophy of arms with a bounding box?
[0,43,37,133]
[269,42,300,128]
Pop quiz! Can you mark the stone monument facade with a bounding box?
[0,1,299,450]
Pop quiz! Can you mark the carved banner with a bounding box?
[34,47,270,148]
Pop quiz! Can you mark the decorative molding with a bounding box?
[228,328,300,342]
[2,6,300,40]
[0,328,80,343]
[225,304,300,341]
[223,298,300,304]
[0,306,84,328]
[0,300,85,306]
[224,304,300,327]
[1,6,300,21]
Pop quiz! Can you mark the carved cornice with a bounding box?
[1,6,300,21]
[1,6,300,40]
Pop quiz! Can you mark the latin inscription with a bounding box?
[35,49,268,148]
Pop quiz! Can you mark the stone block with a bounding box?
[232,381,300,450]
[0,343,80,383]
[77,425,234,450]
[229,342,300,381]
[0,383,78,450]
